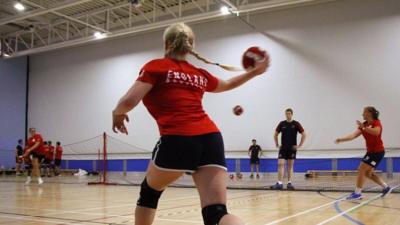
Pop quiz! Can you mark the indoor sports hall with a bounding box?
[0,0,399,224]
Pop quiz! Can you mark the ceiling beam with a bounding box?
[0,0,93,26]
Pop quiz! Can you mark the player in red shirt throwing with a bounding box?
[336,106,392,200]
[112,23,269,225]
[23,127,44,185]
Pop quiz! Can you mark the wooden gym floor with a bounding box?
[0,175,399,225]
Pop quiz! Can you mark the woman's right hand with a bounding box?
[335,138,341,144]
[112,111,130,135]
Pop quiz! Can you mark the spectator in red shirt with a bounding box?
[336,106,392,200]
[54,142,63,176]
[44,141,55,177]
[112,23,269,225]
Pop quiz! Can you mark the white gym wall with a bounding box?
[28,0,400,151]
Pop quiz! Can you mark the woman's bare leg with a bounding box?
[193,167,244,225]
[135,162,183,225]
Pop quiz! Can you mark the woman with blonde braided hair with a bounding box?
[113,22,269,225]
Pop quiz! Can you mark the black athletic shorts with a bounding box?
[30,151,41,159]
[151,132,226,173]
[54,159,61,166]
[278,146,297,160]
[250,157,260,164]
[362,151,385,168]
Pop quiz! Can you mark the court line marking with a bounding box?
[155,218,203,224]
[0,213,89,225]
[333,201,364,225]
[318,185,400,225]
[0,190,263,224]
[316,193,382,225]
[263,197,346,225]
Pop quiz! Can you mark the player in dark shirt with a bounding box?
[15,139,24,175]
[248,139,262,179]
[271,108,306,190]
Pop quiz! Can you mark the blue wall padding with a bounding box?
[62,157,399,172]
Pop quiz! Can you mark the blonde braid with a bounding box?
[189,50,241,71]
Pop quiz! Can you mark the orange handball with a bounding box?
[242,46,268,71]
[233,105,243,116]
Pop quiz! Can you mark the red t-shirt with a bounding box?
[27,134,44,154]
[46,146,55,160]
[55,146,63,160]
[136,58,220,136]
[359,120,384,153]
[40,145,49,157]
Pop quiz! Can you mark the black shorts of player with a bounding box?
[250,157,260,165]
[30,151,41,159]
[54,159,62,166]
[278,147,297,160]
[362,151,385,168]
[151,132,226,173]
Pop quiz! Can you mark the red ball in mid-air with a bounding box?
[242,46,268,71]
[233,105,243,116]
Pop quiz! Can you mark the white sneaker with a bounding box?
[25,177,32,185]
[38,178,44,185]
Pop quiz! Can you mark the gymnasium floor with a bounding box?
[0,175,399,225]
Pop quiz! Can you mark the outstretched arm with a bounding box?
[213,56,270,93]
[112,81,153,134]
[335,130,362,144]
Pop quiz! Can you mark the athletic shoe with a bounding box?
[38,178,44,185]
[25,177,32,185]
[382,186,392,198]
[256,174,260,179]
[346,192,362,200]
[250,174,254,179]
[270,183,283,190]
[287,183,295,190]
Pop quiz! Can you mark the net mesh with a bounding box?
[58,133,400,192]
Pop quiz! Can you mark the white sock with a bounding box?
[277,181,283,185]
[382,183,388,188]
[288,181,292,184]
[355,187,362,194]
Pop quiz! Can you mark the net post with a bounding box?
[386,157,393,179]
[123,159,127,176]
[235,158,241,175]
[103,132,107,184]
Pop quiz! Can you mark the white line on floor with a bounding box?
[263,198,345,225]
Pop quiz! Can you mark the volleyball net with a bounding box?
[38,132,400,192]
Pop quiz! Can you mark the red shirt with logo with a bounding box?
[359,120,384,153]
[136,58,220,136]
[55,146,63,160]
[27,134,44,154]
